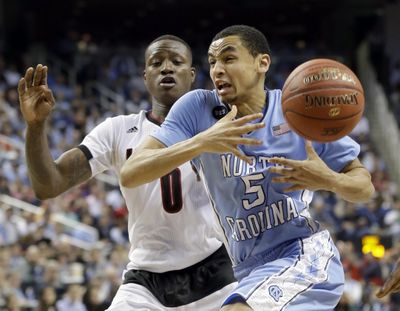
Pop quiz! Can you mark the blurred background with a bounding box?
[0,0,400,310]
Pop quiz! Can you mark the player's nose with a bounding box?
[211,61,225,77]
[161,60,174,74]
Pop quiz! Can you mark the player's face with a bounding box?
[144,40,195,107]
[208,35,267,106]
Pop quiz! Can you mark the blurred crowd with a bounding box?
[0,30,400,311]
[367,19,400,129]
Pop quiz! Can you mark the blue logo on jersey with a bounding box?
[269,285,283,302]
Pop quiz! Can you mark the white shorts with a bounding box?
[106,282,237,311]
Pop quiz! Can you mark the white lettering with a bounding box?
[286,197,299,221]
[271,201,285,226]
[221,154,232,177]
[236,219,252,240]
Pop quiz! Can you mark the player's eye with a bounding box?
[151,61,162,67]
[173,60,183,65]
[208,59,216,66]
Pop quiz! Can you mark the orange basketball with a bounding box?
[281,58,365,142]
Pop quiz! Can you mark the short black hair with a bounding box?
[212,25,271,57]
[146,35,192,63]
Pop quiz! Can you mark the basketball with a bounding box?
[281,58,365,142]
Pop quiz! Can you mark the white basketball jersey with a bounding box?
[81,111,223,273]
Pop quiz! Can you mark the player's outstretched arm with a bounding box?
[120,106,265,188]
[269,140,374,203]
[18,64,91,200]
[377,258,400,298]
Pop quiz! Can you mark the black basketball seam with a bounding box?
[282,86,364,100]
[282,59,335,92]
[286,113,354,142]
[283,109,363,121]
[282,59,360,93]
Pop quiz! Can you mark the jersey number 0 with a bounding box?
[126,148,183,213]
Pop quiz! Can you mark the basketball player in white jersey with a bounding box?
[18,35,236,310]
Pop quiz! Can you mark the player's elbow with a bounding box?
[33,187,58,201]
[352,177,375,203]
[35,192,52,201]
[363,182,375,202]
[360,171,375,202]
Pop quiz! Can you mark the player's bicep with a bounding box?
[340,158,372,181]
[340,158,365,173]
[55,147,92,189]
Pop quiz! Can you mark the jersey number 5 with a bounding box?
[241,173,266,210]
[126,148,183,213]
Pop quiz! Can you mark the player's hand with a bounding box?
[268,140,336,192]
[18,64,55,125]
[195,105,265,164]
[376,259,400,298]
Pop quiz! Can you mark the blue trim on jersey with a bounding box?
[223,293,246,305]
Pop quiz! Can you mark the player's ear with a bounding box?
[190,67,196,84]
[258,54,271,74]
[143,69,147,81]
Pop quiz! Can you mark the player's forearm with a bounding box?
[120,138,203,188]
[25,123,63,198]
[330,168,374,203]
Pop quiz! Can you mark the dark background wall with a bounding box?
[0,0,394,58]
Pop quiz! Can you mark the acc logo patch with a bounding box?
[212,105,228,120]
[268,285,283,302]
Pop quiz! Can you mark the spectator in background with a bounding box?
[55,284,86,311]
[37,286,59,311]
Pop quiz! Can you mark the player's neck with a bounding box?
[150,103,171,122]
[235,88,266,117]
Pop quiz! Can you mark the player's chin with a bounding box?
[167,87,187,99]
[218,93,236,104]
[159,91,182,105]
[158,86,176,96]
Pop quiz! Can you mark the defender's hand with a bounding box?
[18,64,55,125]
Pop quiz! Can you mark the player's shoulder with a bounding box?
[109,111,144,124]
[178,89,219,106]
[103,111,146,132]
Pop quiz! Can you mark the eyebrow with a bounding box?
[208,45,237,58]
[147,51,186,61]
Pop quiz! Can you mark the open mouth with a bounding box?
[216,81,232,95]
[160,76,176,88]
